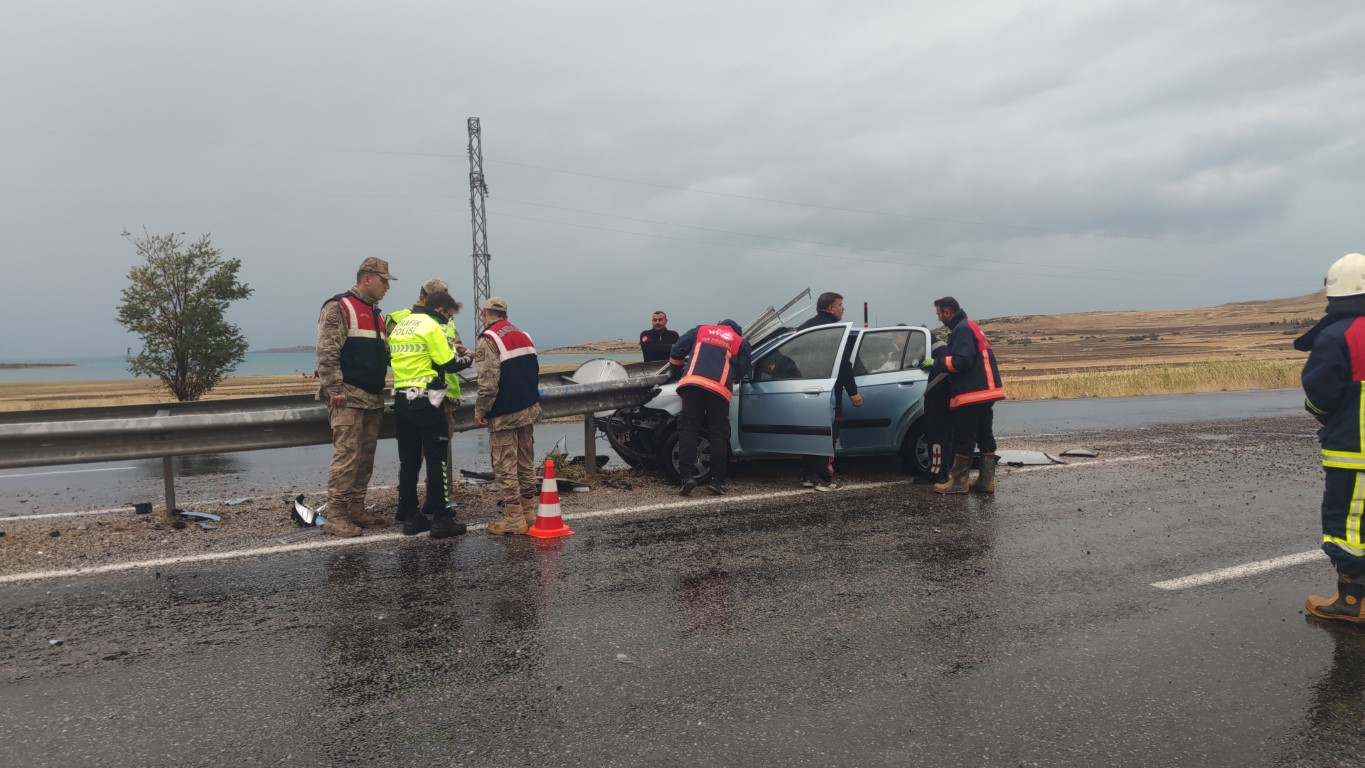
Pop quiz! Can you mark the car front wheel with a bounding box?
[899,420,932,477]
[660,430,713,484]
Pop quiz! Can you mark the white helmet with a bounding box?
[1326,253,1365,298]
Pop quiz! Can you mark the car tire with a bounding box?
[899,419,932,477]
[659,429,713,485]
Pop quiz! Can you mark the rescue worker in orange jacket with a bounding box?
[1299,253,1365,623]
[669,320,753,496]
[923,296,1005,495]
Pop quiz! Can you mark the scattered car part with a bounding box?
[290,495,326,527]
[176,510,221,522]
[1059,448,1099,458]
[997,449,1066,467]
[223,498,252,506]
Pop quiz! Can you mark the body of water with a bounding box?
[0,351,642,384]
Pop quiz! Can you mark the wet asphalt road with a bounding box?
[0,388,1304,517]
[4,393,1363,767]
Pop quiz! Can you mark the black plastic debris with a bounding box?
[290,495,325,527]
[568,455,610,469]
[171,520,187,530]
[132,502,153,515]
[176,510,222,522]
[557,479,591,493]
[48,530,60,538]
[1060,448,1100,458]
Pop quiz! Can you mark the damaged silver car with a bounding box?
[594,290,936,483]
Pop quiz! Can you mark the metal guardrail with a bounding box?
[0,374,665,511]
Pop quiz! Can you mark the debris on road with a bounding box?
[615,653,635,665]
[132,502,152,515]
[176,510,222,522]
[223,498,253,506]
[997,449,1066,467]
[289,495,326,527]
[1060,448,1100,458]
[48,638,64,647]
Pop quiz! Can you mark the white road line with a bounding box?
[0,481,909,585]
[1008,455,1153,473]
[0,467,134,479]
[1151,550,1328,590]
[1,485,398,523]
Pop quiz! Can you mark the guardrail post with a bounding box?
[583,414,597,476]
[162,456,177,515]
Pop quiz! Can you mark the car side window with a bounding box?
[855,330,909,374]
[853,329,930,374]
[754,327,844,382]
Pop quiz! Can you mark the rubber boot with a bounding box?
[349,498,389,528]
[522,495,539,528]
[488,501,529,536]
[971,454,999,494]
[933,454,973,495]
[323,496,362,537]
[1306,572,1365,623]
[429,507,467,539]
[401,509,431,536]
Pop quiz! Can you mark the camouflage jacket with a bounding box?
[475,334,542,430]
[315,288,388,409]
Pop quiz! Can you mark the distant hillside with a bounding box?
[542,339,639,355]
[979,291,1323,368]
[256,345,315,353]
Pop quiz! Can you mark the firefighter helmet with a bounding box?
[1326,253,1365,298]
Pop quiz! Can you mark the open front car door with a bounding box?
[736,323,852,456]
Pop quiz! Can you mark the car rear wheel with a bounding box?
[659,430,713,484]
[899,419,932,477]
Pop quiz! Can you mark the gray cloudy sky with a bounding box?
[3,1,1363,360]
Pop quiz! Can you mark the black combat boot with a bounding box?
[1307,572,1365,623]
[429,507,467,539]
[401,509,432,536]
[971,453,999,494]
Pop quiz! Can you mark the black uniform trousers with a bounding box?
[950,401,997,457]
[677,386,732,482]
[1322,467,1365,578]
[395,394,451,517]
[924,388,953,480]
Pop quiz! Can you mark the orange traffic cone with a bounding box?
[526,459,575,539]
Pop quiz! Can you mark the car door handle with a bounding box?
[803,386,822,396]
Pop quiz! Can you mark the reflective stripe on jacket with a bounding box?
[1300,314,1365,469]
[482,319,539,418]
[326,292,388,394]
[390,308,455,390]
[670,323,752,401]
[930,311,1005,409]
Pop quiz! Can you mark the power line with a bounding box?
[492,196,1215,280]
[488,210,1257,287]
[0,124,1278,248]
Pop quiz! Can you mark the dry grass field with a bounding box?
[0,292,1322,411]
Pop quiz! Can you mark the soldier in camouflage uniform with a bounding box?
[474,297,542,536]
[316,257,394,537]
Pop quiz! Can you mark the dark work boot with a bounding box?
[971,453,999,494]
[1306,573,1365,623]
[429,508,467,540]
[401,509,431,536]
[933,454,973,495]
[707,480,727,496]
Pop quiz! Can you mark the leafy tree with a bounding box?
[115,229,253,401]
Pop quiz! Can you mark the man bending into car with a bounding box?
[669,319,753,496]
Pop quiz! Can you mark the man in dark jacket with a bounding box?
[640,311,680,362]
[795,292,863,491]
[924,296,1005,495]
[913,325,954,485]
[1299,253,1365,623]
[669,319,752,496]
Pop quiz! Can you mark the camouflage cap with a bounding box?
[420,278,448,297]
[357,257,396,280]
[482,296,508,313]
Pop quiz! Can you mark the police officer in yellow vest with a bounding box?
[389,290,474,538]
[388,279,468,468]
